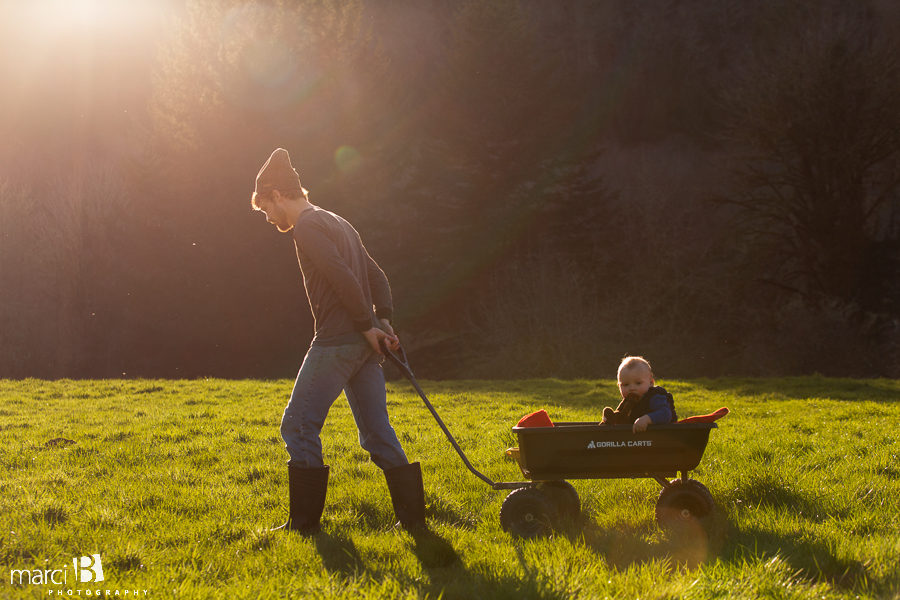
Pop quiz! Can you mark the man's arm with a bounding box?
[365,251,394,324]
[366,256,399,353]
[295,219,373,331]
[359,236,396,352]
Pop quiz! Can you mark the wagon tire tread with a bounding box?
[655,478,714,530]
[537,480,580,521]
[500,487,557,539]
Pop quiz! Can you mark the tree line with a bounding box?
[1,0,898,379]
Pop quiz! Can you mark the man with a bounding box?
[251,148,425,534]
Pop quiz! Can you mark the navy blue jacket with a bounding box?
[632,386,677,424]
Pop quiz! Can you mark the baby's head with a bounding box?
[617,356,655,399]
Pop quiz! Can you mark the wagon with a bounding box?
[502,421,718,537]
[383,344,721,538]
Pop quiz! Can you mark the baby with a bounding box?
[601,356,677,433]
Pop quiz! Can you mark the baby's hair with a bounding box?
[617,356,653,380]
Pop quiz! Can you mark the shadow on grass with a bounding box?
[313,526,568,600]
[312,521,575,600]
[711,474,871,588]
[575,491,868,589]
[567,499,866,590]
[718,472,845,520]
[563,509,725,571]
[410,543,573,600]
[408,528,459,569]
[721,520,869,589]
[313,532,369,578]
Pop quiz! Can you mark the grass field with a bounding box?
[1,376,898,599]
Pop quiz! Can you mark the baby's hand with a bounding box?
[633,415,652,433]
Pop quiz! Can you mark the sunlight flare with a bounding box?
[21,0,161,34]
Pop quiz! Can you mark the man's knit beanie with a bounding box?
[255,148,303,196]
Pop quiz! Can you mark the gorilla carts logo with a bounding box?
[74,554,105,583]
[586,440,653,449]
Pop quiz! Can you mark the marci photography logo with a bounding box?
[9,554,102,587]
[8,553,150,596]
[74,554,105,583]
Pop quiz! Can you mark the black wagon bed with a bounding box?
[512,422,718,481]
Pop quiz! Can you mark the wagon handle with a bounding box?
[381,341,498,489]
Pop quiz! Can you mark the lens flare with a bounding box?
[335,146,362,173]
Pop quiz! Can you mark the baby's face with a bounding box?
[617,366,654,399]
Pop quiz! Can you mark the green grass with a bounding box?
[1,376,898,599]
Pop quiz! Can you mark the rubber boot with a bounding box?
[273,465,329,535]
[384,461,427,530]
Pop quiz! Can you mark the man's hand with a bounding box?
[632,414,652,434]
[362,327,399,355]
[377,319,400,352]
[379,318,395,337]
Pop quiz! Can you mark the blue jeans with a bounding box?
[281,342,409,471]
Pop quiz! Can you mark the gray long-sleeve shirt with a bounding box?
[292,206,393,346]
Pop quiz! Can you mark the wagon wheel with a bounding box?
[500,487,557,539]
[537,480,580,521]
[655,479,714,531]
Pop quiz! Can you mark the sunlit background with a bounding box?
[1,0,898,379]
